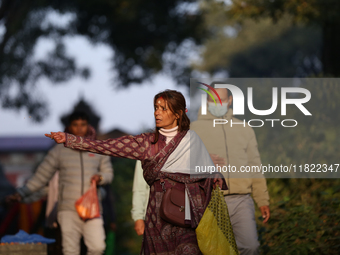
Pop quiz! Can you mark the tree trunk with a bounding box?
[322,21,340,77]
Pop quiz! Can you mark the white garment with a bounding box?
[57,211,106,255]
[159,129,215,221]
[159,126,178,144]
[131,160,150,221]
[161,130,214,175]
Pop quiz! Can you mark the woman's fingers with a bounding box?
[213,177,218,189]
[45,132,65,143]
[53,132,65,143]
[213,177,223,189]
[45,132,56,140]
[218,178,223,188]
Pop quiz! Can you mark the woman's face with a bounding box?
[154,97,179,129]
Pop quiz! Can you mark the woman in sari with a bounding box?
[46,90,226,255]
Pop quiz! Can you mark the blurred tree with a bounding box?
[195,1,322,77]
[0,0,204,121]
[226,0,340,77]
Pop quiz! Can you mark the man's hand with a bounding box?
[91,174,103,185]
[134,219,145,236]
[5,193,22,204]
[45,132,66,144]
[210,154,225,166]
[260,205,270,223]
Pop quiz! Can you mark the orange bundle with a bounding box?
[75,180,100,220]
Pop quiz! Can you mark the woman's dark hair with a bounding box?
[152,90,190,144]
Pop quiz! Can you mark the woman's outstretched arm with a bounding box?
[45,132,149,161]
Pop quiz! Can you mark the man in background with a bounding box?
[191,86,270,255]
[8,111,113,255]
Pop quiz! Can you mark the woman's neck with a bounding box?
[159,126,178,135]
[159,126,178,144]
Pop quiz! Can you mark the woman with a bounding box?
[46,90,225,255]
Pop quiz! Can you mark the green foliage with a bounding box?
[256,179,340,254]
[111,157,142,255]
[222,0,340,77]
[227,0,340,25]
[196,1,322,78]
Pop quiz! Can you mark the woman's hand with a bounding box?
[213,177,223,189]
[45,132,66,144]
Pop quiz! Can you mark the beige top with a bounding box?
[190,108,270,207]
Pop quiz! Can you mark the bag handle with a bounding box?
[91,179,97,189]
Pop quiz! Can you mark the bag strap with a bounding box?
[155,140,167,192]
[143,130,187,185]
[160,178,166,192]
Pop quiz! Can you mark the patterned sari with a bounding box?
[65,129,226,255]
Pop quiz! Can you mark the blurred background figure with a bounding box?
[191,86,270,255]
[131,160,149,236]
[6,111,113,255]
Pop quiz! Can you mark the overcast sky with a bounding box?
[0,36,190,137]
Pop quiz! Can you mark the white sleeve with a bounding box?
[131,160,150,221]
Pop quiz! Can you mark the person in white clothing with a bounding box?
[131,160,150,236]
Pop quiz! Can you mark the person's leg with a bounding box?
[45,224,63,255]
[83,217,106,255]
[225,195,260,255]
[57,211,83,255]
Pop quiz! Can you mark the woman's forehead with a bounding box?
[155,97,167,105]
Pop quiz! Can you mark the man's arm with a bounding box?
[17,145,60,198]
[20,187,48,203]
[131,161,150,235]
[247,129,270,222]
[97,156,114,185]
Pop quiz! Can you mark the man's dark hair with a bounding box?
[68,111,89,123]
[210,81,232,98]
